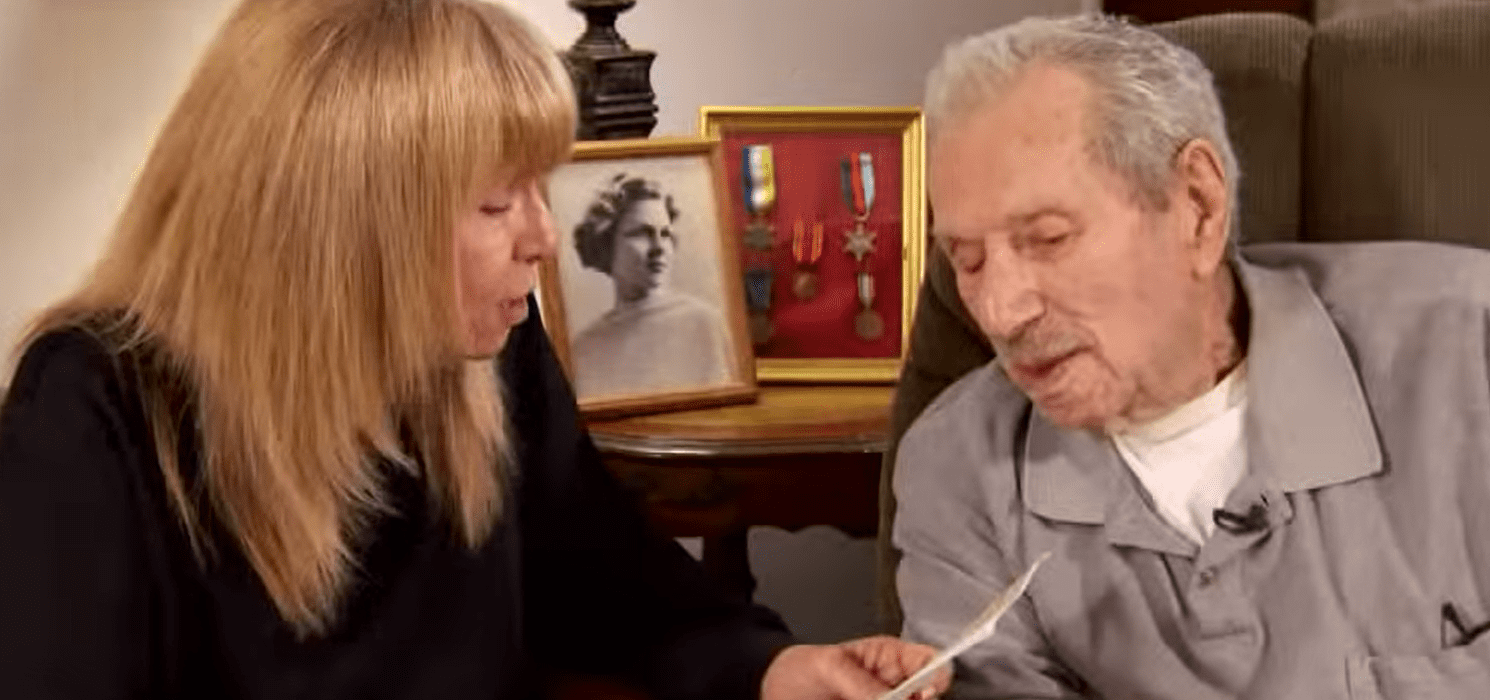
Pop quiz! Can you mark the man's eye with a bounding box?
[943,240,985,273]
[1026,228,1076,253]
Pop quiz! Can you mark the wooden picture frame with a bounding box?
[538,136,758,419]
[699,106,926,383]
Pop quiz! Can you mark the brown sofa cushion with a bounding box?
[1154,13,1313,244]
[1304,3,1490,247]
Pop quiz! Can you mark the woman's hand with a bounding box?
[760,635,950,700]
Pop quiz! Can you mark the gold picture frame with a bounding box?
[699,106,926,384]
[538,136,758,419]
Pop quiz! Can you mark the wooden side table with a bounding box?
[587,385,891,601]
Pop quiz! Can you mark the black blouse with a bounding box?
[0,299,793,699]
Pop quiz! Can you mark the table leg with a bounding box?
[701,531,756,602]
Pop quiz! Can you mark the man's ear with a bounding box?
[1174,138,1230,277]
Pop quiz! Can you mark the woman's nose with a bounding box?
[518,186,557,262]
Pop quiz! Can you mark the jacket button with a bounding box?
[1197,568,1217,587]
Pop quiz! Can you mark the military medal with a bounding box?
[790,220,824,300]
[853,272,884,341]
[742,144,777,345]
[841,151,883,340]
[743,218,775,251]
[843,225,877,262]
[840,152,877,264]
[745,268,775,345]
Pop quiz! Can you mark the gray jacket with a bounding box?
[894,241,1490,699]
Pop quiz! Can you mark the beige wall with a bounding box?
[0,0,1086,640]
[0,0,1086,360]
[521,0,1093,135]
[0,0,237,362]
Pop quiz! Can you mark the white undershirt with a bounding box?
[1109,361,1249,546]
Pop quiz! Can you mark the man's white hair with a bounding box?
[925,14,1240,238]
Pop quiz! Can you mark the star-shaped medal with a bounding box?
[844,223,876,263]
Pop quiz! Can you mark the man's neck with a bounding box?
[1112,264,1248,431]
[1209,263,1248,382]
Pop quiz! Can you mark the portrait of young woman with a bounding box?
[537,135,760,418]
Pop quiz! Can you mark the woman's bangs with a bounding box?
[467,4,576,183]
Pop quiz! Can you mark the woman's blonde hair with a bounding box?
[22,0,574,635]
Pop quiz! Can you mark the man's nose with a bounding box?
[974,248,1043,342]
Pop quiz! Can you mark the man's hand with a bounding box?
[760,635,950,700]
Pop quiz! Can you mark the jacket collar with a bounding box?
[1022,253,1383,525]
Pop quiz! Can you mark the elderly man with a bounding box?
[894,14,1490,699]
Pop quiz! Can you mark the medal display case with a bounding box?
[700,107,927,383]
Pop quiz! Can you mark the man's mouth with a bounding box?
[1008,349,1080,382]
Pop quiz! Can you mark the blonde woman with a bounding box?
[0,1,947,699]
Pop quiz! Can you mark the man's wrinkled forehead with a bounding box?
[928,65,1101,238]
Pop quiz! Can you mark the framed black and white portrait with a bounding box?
[539,136,757,419]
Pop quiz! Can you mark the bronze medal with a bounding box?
[854,308,884,341]
[790,220,823,301]
[792,270,818,300]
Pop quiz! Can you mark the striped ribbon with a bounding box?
[744,269,774,311]
[742,144,776,216]
[857,271,875,307]
[839,151,875,218]
[792,220,824,266]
